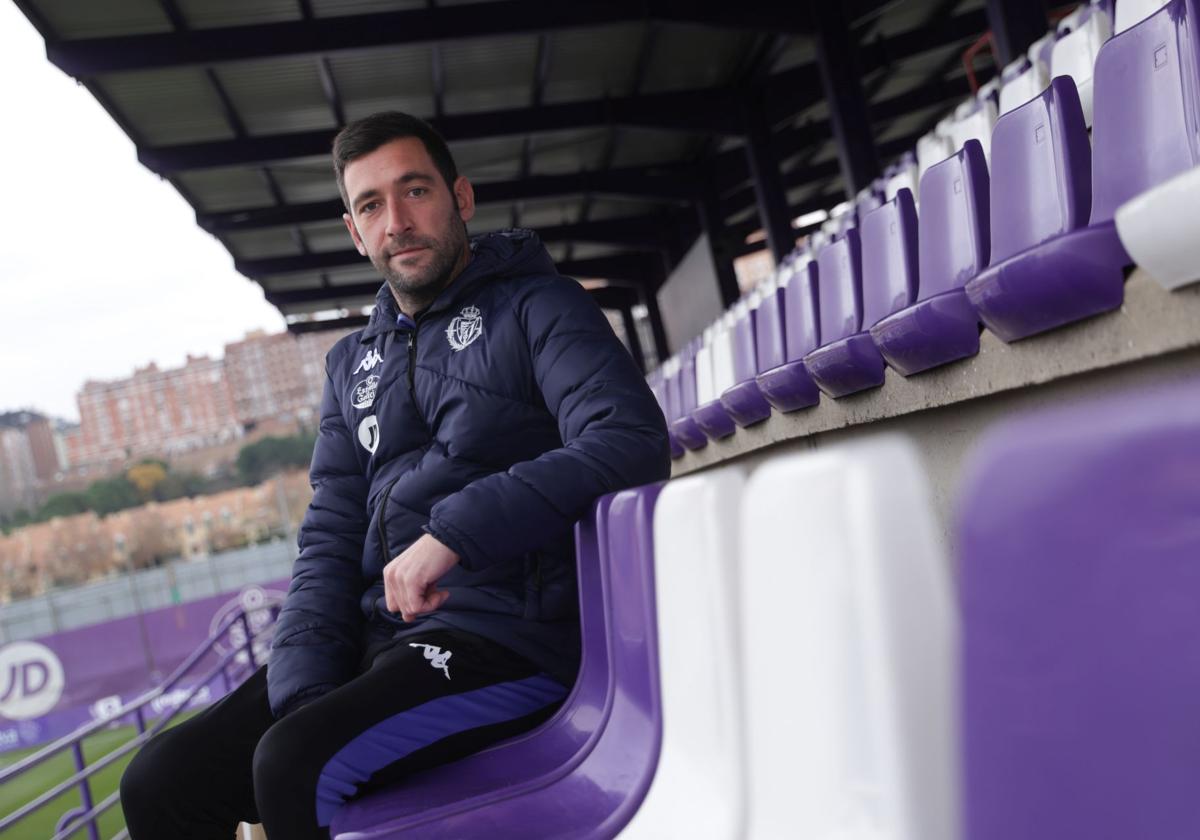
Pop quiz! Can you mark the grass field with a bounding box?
[0,713,197,840]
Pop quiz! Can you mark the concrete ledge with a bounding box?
[672,269,1200,477]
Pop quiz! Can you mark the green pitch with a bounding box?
[0,713,198,840]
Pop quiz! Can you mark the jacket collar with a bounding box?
[360,228,552,343]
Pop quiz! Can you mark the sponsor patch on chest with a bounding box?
[351,374,380,409]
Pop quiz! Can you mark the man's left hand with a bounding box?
[383,534,460,622]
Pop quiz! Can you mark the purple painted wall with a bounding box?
[0,579,289,752]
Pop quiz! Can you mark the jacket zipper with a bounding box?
[407,329,417,393]
[376,477,400,567]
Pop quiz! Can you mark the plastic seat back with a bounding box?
[783,257,821,362]
[1090,0,1200,223]
[860,188,920,329]
[815,229,864,343]
[988,75,1092,265]
[960,378,1200,840]
[916,140,991,298]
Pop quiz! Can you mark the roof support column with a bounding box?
[985,0,1048,67]
[641,286,670,363]
[742,94,796,264]
[619,305,648,373]
[810,1,880,197]
[694,176,743,308]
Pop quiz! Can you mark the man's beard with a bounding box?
[372,212,468,311]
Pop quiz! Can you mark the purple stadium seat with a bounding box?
[804,194,919,398]
[719,298,773,427]
[870,141,989,376]
[755,255,822,412]
[330,485,665,839]
[668,342,707,452]
[958,377,1200,840]
[647,371,682,459]
[967,0,1200,340]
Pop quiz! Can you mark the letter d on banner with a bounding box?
[0,642,65,720]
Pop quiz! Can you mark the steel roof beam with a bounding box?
[139,89,742,173]
[237,214,673,278]
[46,0,819,77]
[197,164,693,232]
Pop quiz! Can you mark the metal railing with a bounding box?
[0,603,280,840]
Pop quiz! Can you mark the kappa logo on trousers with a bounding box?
[408,643,452,679]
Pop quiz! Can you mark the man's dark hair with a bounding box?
[333,111,459,212]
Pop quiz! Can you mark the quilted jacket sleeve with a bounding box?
[266,359,369,718]
[426,275,671,571]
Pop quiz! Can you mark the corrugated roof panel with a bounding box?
[542,23,645,104]
[32,0,171,38]
[175,167,276,212]
[451,136,524,182]
[442,34,538,115]
[586,197,664,222]
[299,220,354,252]
[469,204,516,234]
[214,58,337,137]
[330,48,436,122]
[224,229,304,260]
[260,274,327,293]
[609,128,696,169]
[516,198,580,229]
[311,0,426,16]
[95,69,235,145]
[567,243,625,260]
[270,161,343,205]
[281,296,374,317]
[639,24,759,94]
[173,0,301,30]
[770,36,817,73]
[527,128,611,176]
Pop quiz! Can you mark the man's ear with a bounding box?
[343,213,367,257]
[453,176,476,223]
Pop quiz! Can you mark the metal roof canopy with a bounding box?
[15,0,1014,355]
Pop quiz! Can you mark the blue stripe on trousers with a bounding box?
[315,672,567,825]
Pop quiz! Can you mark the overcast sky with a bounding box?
[0,3,289,423]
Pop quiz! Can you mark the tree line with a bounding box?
[0,432,317,534]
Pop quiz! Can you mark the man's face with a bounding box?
[341,137,475,308]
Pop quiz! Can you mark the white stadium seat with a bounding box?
[709,313,738,399]
[948,97,998,161]
[740,438,959,840]
[999,56,1050,115]
[1051,4,1113,126]
[694,326,717,406]
[917,130,954,180]
[1115,0,1171,33]
[886,159,919,204]
[1114,164,1200,290]
[621,466,749,840]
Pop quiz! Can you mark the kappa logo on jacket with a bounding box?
[446,305,484,351]
[409,643,452,679]
[354,348,383,374]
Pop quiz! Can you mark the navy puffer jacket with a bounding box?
[267,229,672,717]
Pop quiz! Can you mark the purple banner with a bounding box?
[0,580,289,753]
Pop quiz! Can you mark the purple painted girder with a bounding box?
[757,258,822,412]
[331,485,664,839]
[870,143,989,376]
[958,377,1200,840]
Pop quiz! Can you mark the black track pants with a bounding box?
[119,629,567,839]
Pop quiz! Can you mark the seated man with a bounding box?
[120,111,671,839]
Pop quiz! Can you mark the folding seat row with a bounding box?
[651,0,1200,455]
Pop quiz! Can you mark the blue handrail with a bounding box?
[0,602,279,840]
